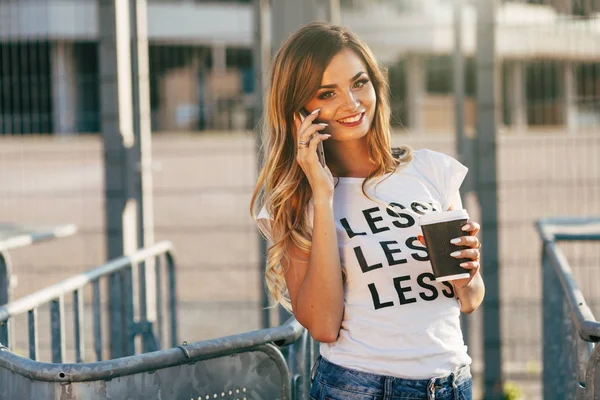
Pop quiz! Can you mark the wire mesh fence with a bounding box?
[0,0,599,399]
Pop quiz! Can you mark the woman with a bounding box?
[250,22,484,400]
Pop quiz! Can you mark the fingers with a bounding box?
[450,248,480,261]
[308,132,330,151]
[450,235,480,248]
[297,108,320,134]
[461,221,480,236]
[458,261,480,270]
[297,133,330,165]
[298,124,328,147]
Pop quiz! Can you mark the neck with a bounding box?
[325,137,375,178]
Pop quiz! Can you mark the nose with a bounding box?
[341,89,361,112]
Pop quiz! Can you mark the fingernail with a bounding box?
[461,224,470,231]
[450,238,461,244]
[460,263,468,267]
[310,108,320,115]
[317,123,328,126]
[450,251,461,257]
[322,134,331,137]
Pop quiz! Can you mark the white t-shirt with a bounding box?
[256,149,471,379]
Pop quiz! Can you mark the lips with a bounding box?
[337,112,365,127]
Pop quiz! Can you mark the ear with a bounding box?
[293,113,302,131]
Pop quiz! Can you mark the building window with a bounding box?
[74,43,100,133]
[426,56,452,94]
[0,42,53,135]
[526,61,560,125]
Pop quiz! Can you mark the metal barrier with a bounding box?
[0,241,178,362]
[0,316,315,399]
[537,217,600,400]
[0,241,316,399]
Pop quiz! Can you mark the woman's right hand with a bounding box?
[294,109,335,200]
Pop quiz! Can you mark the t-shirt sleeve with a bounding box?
[255,205,273,242]
[417,149,468,211]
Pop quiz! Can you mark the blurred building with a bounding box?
[0,0,599,135]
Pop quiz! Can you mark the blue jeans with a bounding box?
[310,356,472,400]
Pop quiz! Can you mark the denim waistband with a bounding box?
[312,356,471,399]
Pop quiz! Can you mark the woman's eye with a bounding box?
[353,78,369,88]
[318,91,335,100]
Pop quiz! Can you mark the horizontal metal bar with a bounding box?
[0,317,304,383]
[544,240,600,342]
[0,224,77,252]
[537,217,600,242]
[0,242,173,322]
[554,233,600,241]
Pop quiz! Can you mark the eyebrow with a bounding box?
[318,71,367,90]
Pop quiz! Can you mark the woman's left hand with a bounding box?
[417,221,482,289]
[448,221,481,289]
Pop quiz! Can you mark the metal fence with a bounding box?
[0,308,315,399]
[0,241,177,363]
[1,0,600,399]
[0,239,317,399]
[537,217,600,399]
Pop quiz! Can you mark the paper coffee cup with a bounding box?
[419,209,471,282]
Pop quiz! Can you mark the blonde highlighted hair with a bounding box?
[250,22,412,312]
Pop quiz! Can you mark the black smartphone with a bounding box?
[299,108,326,167]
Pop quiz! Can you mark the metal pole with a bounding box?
[475,0,503,397]
[542,244,567,399]
[454,0,466,170]
[271,0,319,50]
[99,0,138,359]
[453,0,472,352]
[254,0,271,329]
[268,0,335,329]
[325,0,341,25]
[130,0,156,353]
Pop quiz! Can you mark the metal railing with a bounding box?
[537,217,600,399]
[0,314,316,399]
[0,240,316,399]
[0,241,177,363]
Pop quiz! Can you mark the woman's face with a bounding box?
[303,48,377,143]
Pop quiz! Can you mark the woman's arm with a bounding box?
[282,111,344,343]
[454,271,485,314]
[283,198,344,343]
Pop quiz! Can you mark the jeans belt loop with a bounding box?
[310,356,321,383]
[427,379,436,400]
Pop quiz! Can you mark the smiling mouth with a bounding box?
[337,112,365,126]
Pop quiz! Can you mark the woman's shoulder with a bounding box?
[393,148,467,186]
[403,148,462,171]
[411,148,449,162]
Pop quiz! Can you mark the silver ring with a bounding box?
[298,141,309,148]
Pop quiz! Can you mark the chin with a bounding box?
[338,122,372,139]
[331,128,369,142]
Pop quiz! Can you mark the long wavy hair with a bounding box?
[250,22,412,311]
